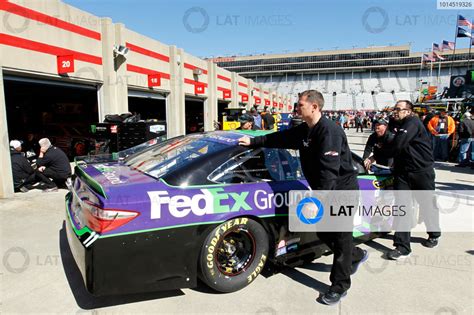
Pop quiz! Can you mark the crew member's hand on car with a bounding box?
[238,136,251,146]
[38,166,46,172]
[364,156,375,171]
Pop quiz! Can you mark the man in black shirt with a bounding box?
[422,106,435,132]
[363,119,395,169]
[36,138,72,191]
[456,111,474,166]
[262,106,275,130]
[384,100,441,260]
[10,140,37,192]
[239,90,367,305]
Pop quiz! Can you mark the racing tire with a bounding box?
[199,217,269,293]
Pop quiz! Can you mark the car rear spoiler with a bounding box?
[74,164,108,199]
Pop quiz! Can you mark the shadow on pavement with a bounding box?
[59,222,184,310]
[297,262,332,273]
[189,279,222,294]
[434,162,474,176]
[364,240,392,255]
[280,267,330,294]
[436,181,474,190]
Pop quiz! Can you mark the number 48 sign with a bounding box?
[57,55,74,74]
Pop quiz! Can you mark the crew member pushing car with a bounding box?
[382,100,441,259]
[238,89,368,306]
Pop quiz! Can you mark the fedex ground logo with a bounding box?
[148,188,251,219]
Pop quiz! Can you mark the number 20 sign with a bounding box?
[57,55,74,74]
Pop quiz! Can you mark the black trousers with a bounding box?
[14,172,37,190]
[315,176,365,294]
[356,123,364,132]
[317,232,364,294]
[35,169,68,188]
[393,169,441,254]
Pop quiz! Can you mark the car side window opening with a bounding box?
[209,148,305,184]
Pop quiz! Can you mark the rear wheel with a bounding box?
[199,217,269,293]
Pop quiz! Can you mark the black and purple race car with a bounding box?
[65,130,393,296]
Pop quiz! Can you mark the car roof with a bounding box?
[198,130,274,146]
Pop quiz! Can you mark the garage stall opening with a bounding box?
[4,75,99,158]
[185,97,204,135]
[128,90,167,121]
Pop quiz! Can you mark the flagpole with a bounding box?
[450,17,459,76]
[438,60,441,85]
[468,20,473,70]
[469,40,473,70]
[430,59,434,84]
[419,54,424,92]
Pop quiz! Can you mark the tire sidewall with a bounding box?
[200,217,269,293]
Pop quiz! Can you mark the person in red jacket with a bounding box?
[427,110,455,161]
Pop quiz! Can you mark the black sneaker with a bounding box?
[422,237,439,248]
[351,249,369,275]
[320,290,347,305]
[386,248,411,260]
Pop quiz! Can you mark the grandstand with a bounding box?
[209,45,471,110]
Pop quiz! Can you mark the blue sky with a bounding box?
[64,0,474,58]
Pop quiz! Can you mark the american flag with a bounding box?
[433,51,445,61]
[422,53,435,62]
[458,15,473,28]
[432,43,441,52]
[442,40,455,51]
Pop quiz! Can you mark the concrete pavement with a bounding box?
[0,128,473,314]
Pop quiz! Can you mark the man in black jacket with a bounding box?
[456,111,474,166]
[36,138,71,191]
[384,100,441,260]
[10,140,37,192]
[262,106,275,130]
[239,90,367,305]
[362,119,395,169]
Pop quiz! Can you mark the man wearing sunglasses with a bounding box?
[384,100,441,260]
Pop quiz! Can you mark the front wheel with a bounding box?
[199,217,269,293]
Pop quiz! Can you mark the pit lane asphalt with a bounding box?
[1,129,473,314]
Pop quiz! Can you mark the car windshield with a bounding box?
[125,134,230,179]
